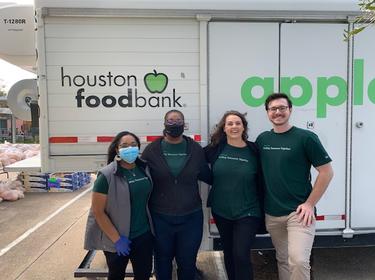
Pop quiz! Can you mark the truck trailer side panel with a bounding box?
[38,16,201,171]
[33,1,375,242]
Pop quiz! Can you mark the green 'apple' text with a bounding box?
[241,59,375,118]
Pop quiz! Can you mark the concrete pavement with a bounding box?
[0,185,92,279]
[2,171,375,279]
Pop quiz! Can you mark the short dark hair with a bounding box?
[264,93,293,111]
[107,131,140,164]
[164,109,185,123]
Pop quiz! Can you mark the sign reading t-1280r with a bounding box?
[60,67,183,108]
[241,59,375,118]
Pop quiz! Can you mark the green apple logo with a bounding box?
[144,70,168,93]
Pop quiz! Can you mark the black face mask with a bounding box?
[164,123,184,138]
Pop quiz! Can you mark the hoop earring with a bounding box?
[115,155,121,161]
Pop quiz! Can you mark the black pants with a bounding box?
[212,212,260,280]
[103,231,153,280]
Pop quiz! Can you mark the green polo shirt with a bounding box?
[211,144,261,220]
[161,139,187,177]
[256,126,332,217]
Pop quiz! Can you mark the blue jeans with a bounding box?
[151,209,203,280]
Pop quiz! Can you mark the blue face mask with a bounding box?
[118,146,139,163]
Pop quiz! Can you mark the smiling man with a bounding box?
[255,93,334,280]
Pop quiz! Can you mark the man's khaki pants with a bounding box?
[266,211,315,280]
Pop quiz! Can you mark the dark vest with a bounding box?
[84,160,153,252]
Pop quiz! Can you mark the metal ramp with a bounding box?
[74,250,155,278]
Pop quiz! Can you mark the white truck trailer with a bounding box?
[2,0,375,251]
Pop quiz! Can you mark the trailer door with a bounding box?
[208,22,279,235]
[280,23,347,230]
[208,22,279,139]
[351,27,375,228]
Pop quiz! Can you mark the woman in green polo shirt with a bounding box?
[84,131,153,280]
[204,111,265,280]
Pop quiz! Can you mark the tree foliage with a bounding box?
[0,79,6,97]
[345,0,375,40]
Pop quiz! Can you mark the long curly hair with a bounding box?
[209,110,248,147]
[107,131,141,164]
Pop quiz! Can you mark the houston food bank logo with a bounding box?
[60,67,182,108]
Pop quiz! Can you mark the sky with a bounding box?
[0,0,32,5]
[0,0,35,91]
[0,60,35,91]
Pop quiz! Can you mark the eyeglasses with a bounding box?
[165,119,184,125]
[267,106,289,113]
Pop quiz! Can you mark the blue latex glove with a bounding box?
[114,235,131,256]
